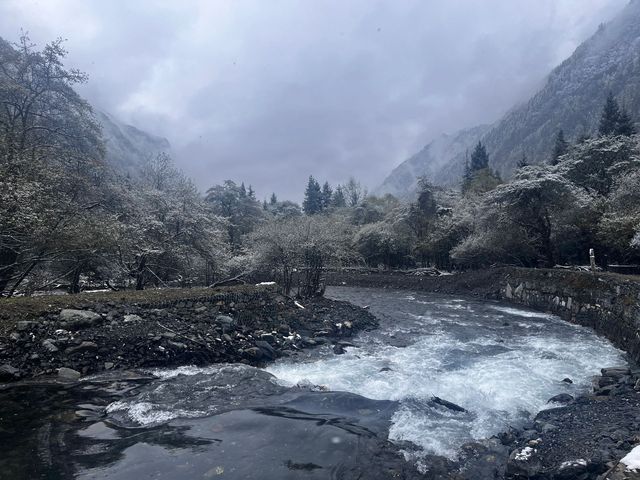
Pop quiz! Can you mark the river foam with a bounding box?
[267,287,626,461]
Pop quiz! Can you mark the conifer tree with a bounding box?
[331,185,347,208]
[517,153,529,168]
[550,129,568,165]
[469,142,489,172]
[598,92,637,137]
[617,107,637,136]
[599,92,621,136]
[302,176,322,214]
[247,185,255,199]
[270,193,278,205]
[321,181,333,211]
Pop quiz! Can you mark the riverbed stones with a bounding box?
[0,289,378,383]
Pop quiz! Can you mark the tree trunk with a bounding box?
[0,247,19,294]
[135,255,147,290]
[69,263,84,294]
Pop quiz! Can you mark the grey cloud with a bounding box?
[0,0,626,200]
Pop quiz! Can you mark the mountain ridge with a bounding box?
[97,110,171,174]
[376,0,640,199]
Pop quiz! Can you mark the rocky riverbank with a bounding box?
[327,269,640,479]
[458,366,640,480]
[0,285,378,382]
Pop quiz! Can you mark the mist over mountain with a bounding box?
[96,111,171,174]
[377,0,640,199]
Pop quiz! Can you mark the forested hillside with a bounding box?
[377,0,640,197]
[1,32,639,299]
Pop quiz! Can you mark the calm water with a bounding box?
[0,287,626,479]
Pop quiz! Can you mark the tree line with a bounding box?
[1,36,639,298]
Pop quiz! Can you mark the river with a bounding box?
[0,287,626,479]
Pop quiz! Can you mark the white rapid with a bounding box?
[267,287,626,463]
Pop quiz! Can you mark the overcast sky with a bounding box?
[0,0,627,200]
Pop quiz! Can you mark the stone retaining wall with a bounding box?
[327,268,640,362]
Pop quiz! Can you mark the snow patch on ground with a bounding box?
[621,445,640,471]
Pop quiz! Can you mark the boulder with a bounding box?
[554,459,589,479]
[430,396,467,413]
[506,446,542,478]
[254,340,276,360]
[42,339,59,353]
[547,393,574,404]
[215,315,235,331]
[16,320,38,332]
[59,309,102,329]
[602,367,630,377]
[58,367,82,380]
[243,347,263,360]
[333,344,346,355]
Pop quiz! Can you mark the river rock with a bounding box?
[59,309,102,329]
[16,320,38,332]
[243,347,263,360]
[215,315,235,331]
[58,367,82,380]
[602,462,640,480]
[42,339,59,353]
[333,344,346,355]
[254,340,276,360]
[123,314,143,323]
[602,367,630,377]
[430,396,467,413]
[506,446,542,478]
[547,393,574,404]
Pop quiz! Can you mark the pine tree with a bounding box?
[247,185,255,199]
[617,107,637,136]
[239,182,247,198]
[302,176,322,215]
[331,185,346,208]
[550,129,568,165]
[469,142,489,172]
[598,92,637,136]
[262,199,268,210]
[321,181,333,211]
[517,153,528,168]
[599,92,621,136]
[461,152,472,193]
[270,193,278,205]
